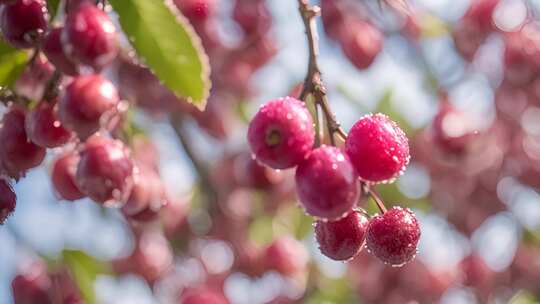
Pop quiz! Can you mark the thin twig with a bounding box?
[298,0,347,145]
[367,186,387,214]
[43,70,62,102]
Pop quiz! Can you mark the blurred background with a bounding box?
[2,0,540,303]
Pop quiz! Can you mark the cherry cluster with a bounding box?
[247,96,420,266]
[0,0,168,225]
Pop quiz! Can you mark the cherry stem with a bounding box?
[366,183,387,214]
[298,0,347,146]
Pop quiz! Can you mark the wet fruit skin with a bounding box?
[0,179,16,224]
[42,27,79,76]
[0,0,48,48]
[26,101,72,148]
[63,2,118,70]
[315,210,369,261]
[51,151,85,201]
[295,145,359,220]
[248,97,315,169]
[58,75,119,140]
[76,136,134,205]
[366,207,421,266]
[345,113,409,183]
[0,107,46,179]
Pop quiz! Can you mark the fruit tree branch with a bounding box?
[298,0,347,145]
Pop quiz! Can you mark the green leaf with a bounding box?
[47,0,61,20]
[109,0,210,109]
[62,250,110,304]
[0,41,27,88]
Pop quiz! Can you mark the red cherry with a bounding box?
[14,54,54,102]
[76,135,134,205]
[0,179,16,224]
[11,261,52,304]
[248,97,315,169]
[366,207,421,266]
[26,101,72,148]
[233,0,272,35]
[0,0,48,48]
[64,0,92,13]
[179,287,229,304]
[58,75,119,140]
[122,165,165,222]
[452,20,488,62]
[315,210,369,261]
[42,27,79,76]
[463,0,499,31]
[340,20,383,70]
[320,0,344,40]
[0,107,46,179]
[63,2,118,70]
[295,145,359,220]
[345,113,409,183]
[174,0,216,22]
[51,151,84,201]
[431,103,473,154]
[264,236,308,276]
[114,231,173,283]
[233,153,283,189]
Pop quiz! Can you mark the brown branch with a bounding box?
[298,0,347,145]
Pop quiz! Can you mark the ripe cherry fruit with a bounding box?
[366,207,421,266]
[180,287,229,304]
[0,0,48,48]
[11,261,52,304]
[76,135,134,206]
[42,27,79,76]
[345,113,409,183]
[0,107,46,179]
[295,145,359,220]
[14,54,54,102]
[26,100,72,148]
[264,236,308,276]
[63,2,118,70]
[58,74,119,140]
[248,97,315,169]
[0,179,16,224]
[174,0,216,22]
[122,165,165,222]
[315,210,369,261]
[233,153,283,189]
[51,151,84,201]
[340,20,383,70]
